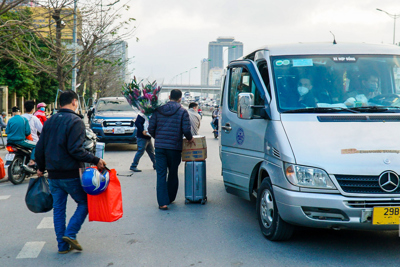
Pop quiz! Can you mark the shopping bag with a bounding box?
[25,176,53,213]
[0,157,5,179]
[87,168,123,222]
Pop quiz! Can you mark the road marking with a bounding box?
[37,217,54,229]
[0,195,10,200]
[16,241,45,259]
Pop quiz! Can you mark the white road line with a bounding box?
[0,195,10,200]
[16,241,46,259]
[37,217,54,229]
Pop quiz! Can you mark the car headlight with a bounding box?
[92,118,104,124]
[285,164,336,189]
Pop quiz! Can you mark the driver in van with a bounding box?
[344,72,379,107]
[297,77,318,107]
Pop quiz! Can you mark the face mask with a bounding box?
[367,82,378,92]
[40,107,45,111]
[298,86,309,96]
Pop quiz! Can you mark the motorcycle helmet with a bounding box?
[81,168,110,195]
[37,102,47,109]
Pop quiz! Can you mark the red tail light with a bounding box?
[6,146,16,152]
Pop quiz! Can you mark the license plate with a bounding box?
[113,128,125,134]
[5,154,15,161]
[372,207,400,225]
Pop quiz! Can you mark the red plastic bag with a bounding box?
[87,169,123,222]
[0,157,5,179]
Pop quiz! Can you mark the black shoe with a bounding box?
[130,167,142,172]
[159,205,168,210]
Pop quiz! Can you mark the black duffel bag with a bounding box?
[25,176,53,213]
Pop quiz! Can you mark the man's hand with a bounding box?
[143,130,148,135]
[97,159,106,171]
[188,138,196,146]
[37,170,44,177]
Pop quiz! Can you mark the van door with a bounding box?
[220,60,271,199]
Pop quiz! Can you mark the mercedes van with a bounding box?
[219,43,400,240]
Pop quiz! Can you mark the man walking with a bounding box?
[148,89,194,210]
[129,113,156,172]
[35,90,106,254]
[187,102,201,136]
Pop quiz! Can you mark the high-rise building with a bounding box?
[200,58,209,85]
[207,37,243,86]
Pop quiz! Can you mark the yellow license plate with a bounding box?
[372,207,400,225]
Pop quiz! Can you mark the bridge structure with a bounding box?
[161,85,221,95]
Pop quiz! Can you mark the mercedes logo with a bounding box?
[378,171,400,193]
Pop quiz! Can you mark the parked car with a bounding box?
[220,42,400,241]
[90,97,138,144]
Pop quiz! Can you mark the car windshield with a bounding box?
[96,99,134,112]
[272,55,400,113]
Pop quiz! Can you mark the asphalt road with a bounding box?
[0,116,400,267]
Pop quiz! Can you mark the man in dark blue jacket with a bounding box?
[35,90,106,254]
[129,114,156,172]
[149,89,194,210]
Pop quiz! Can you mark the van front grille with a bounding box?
[335,175,400,194]
[345,200,400,208]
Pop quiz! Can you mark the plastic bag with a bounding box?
[0,157,5,179]
[87,169,123,222]
[25,176,53,213]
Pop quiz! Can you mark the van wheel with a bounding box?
[256,178,294,241]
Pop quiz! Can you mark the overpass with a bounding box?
[162,85,221,95]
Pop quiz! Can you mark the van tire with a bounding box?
[256,178,294,241]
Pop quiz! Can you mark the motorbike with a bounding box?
[198,109,203,119]
[211,116,219,139]
[5,144,35,185]
[4,128,99,185]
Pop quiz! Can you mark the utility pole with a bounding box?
[71,0,77,92]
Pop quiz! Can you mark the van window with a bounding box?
[272,55,400,112]
[228,67,265,113]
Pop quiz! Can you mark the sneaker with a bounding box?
[22,165,37,174]
[129,167,142,172]
[58,246,73,254]
[62,236,82,251]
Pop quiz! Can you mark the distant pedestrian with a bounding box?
[35,90,106,254]
[22,100,43,143]
[188,102,201,135]
[129,114,156,172]
[0,112,6,130]
[34,102,47,125]
[148,89,194,210]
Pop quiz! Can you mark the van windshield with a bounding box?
[272,55,400,113]
[96,99,134,112]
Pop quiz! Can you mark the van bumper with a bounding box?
[274,186,400,230]
[91,126,137,144]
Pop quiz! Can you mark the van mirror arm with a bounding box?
[250,105,271,120]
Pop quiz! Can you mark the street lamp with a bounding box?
[180,71,188,85]
[188,67,197,85]
[71,0,78,92]
[376,8,400,44]
[223,45,237,68]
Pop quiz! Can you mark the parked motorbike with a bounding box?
[5,144,35,185]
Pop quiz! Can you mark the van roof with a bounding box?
[250,42,400,57]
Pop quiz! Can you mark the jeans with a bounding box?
[131,138,156,168]
[155,148,182,206]
[12,140,36,160]
[48,178,88,252]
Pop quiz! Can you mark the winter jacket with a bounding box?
[34,109,47,125]
[148,101,193,151]
[135,114,151,140]
[188,108,201,136]
[35,108,100,179]
[6,115,31,142]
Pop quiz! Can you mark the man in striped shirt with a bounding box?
[188,102,201,136]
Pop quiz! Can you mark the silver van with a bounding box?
[219,43,400,240]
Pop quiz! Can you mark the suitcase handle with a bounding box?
[195,165,199,191]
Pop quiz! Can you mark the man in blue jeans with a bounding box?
[148,89,194,210]
[36,90,106,254]
[130,114,156,172]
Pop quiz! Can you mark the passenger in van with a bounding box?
[344,73,379,107]
[297,77,318,107]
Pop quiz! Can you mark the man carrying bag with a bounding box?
[35,90,106,254]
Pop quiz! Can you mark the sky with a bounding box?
[120,0,400,85]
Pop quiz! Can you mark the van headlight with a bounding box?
[285,164,336,189]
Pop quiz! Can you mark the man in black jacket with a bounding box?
[148,89,194,210]
[36,90,106,254]
[129,114,156,172]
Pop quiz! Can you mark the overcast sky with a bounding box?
[123,0,400,85]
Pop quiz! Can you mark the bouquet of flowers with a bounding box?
[122,77,163,134]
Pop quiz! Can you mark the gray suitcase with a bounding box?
[184,161,207,204]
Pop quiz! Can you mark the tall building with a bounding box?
[200,58,209,85]
[207,37,243,86]
[98,40,130,83]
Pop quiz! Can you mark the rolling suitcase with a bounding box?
[185,161,207,204]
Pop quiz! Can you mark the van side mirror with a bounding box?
[238,93,254,119]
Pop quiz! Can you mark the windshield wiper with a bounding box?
[283,107,359,114]
[348,106,400,113]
